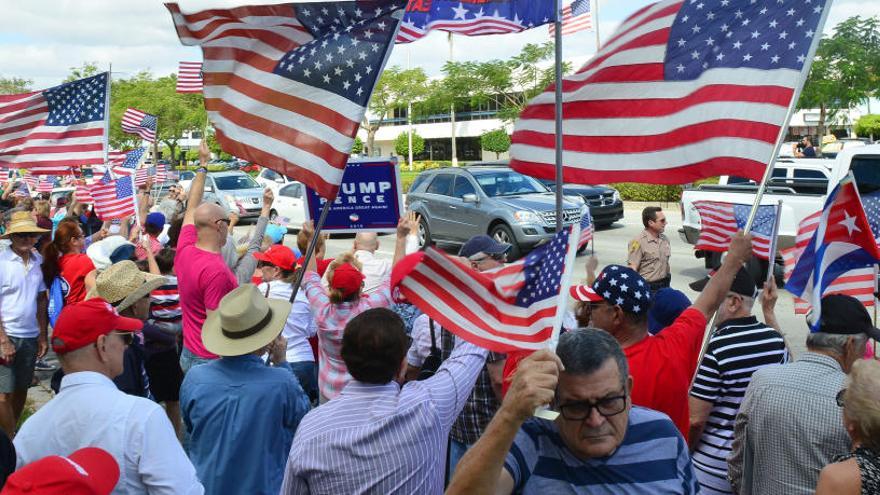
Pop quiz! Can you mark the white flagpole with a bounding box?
[448,32,458,167]
[766,200,783,284]
[593,0,600,49]
[742,0,835,233]
[554,0,564,233]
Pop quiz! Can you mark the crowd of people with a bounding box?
[0,142,878,494]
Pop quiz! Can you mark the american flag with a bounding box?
[396,0,555,43]
[111,148,146,176]
[578,206,593,249]
[21,173,37,191]
[27,165,75,176]
[121,108,157,143]
[134,163,167,187]
[167,1,405,200]
[35,176,56,194]
[785,176,880,327]
[392,225,580,352]
[12,181,29,198]
[694,201,777,260]
[510,0,831,186]
[74,181,93,204]
[0,73,108,173]
[549,0,593,37]
[176,61,204,93]
[90,171,137,220]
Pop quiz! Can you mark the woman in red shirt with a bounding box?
[41,218,96,304]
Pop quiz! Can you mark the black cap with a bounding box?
[817,294,880,340]
[458,235,511,259]
[689,267,758,299]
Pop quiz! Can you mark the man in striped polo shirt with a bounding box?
[447,328,699,494]
[688,268,788,495]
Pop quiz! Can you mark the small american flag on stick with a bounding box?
[90,171,137,220]
[549,0,593,37]
[693,201,777,260]
[121,108,157,143]
[392,225,580,352]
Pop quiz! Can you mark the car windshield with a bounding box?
[179,171,195,180]
[474,171,548,197]
[262,169,280,180]
[213,174,260,190]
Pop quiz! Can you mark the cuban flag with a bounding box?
[396,0,555,43]
[786,174,880,330]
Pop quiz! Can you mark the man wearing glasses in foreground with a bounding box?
[446,328,698,494]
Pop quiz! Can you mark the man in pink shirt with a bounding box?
[176,141,238,372]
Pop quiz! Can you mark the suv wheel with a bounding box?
[418,217,432,247]
[490,223,521,260]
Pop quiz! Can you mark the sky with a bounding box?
[0,0,877,90]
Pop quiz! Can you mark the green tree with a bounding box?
[64,62,103,83]
[0,76,32,95]
[395,131,425,158]
[351,136,364,154]
[109,71,207,165]
[431,42,570,123]
[798,16,880,137]
[363,66,430,153]
[855,114,880,139]
[480,129,511,159]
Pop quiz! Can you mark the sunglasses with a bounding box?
[473,252,507,263]
[556,392,628,421]
[111,331,134,346]
[11,233,41,239]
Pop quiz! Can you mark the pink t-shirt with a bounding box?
[175,224,237,359]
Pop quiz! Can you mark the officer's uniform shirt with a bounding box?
[627,229,671,283]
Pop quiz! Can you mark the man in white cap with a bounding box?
[181,284,310,495]
[0,211,49,436]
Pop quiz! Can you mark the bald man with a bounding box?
[175,141,239,372]
[353,232,390,293]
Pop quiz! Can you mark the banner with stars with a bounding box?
[167,1,406,199]
[0,73,109,173]
[511,0,833,187]
[396,0,556,43]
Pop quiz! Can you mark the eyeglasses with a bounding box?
[11,233,41,239]
[587,301,614,312]
[556,392,628,420]
[111,331,134,346]
[836,388,846,407]
[473,252,507,264]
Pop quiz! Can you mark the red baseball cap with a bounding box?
[570,284,601,302]
[3,447,120,495]
[51,299,143,355]
[253,245,296,271]
[330,263,365,297]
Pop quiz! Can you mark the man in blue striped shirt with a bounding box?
[447,328,699,494]
[280,307,488,495]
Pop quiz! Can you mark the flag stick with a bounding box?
[593,0,600,49]
[288,198,333,304]
[766,200,783,284]
[742,1,834,234]
[448,32,458,167]
[553,0,564,234]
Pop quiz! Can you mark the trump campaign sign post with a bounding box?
[304,158,404,233]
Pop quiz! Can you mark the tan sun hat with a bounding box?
[202,284,292,357]
[1,211,49,239]
[86,260,167,311]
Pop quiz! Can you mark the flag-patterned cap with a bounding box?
[590,265,653,315]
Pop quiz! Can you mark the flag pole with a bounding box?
[742,1,834,234]
[554,0,564,234]
[288,199,333,304]
[593,0,600,49]
[448,32,458,167]
[766,200,783,284]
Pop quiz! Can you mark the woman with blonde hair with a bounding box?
[300,217,413,403]
[816,358,880,494]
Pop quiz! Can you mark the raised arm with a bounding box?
[691,232,753,319]
[392,216,412,267]
[183,140,210,227]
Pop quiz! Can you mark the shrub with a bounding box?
[480,129,511,159]
[611,183,683,202]
[395,131,425,158]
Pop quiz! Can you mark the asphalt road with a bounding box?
[255,204,811,358]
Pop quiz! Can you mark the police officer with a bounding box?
[628,206,671,292]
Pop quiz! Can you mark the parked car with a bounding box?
[255,167,294,194]
[178,170,196,191]
[405,165,583,259]
[205,171,264,218]
[820,138,871,159]
[538,179,623,228]
[269,181,307,230]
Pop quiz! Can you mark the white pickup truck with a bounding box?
[679,144,880,267]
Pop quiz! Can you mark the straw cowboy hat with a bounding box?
[1,211,49,239]
[202,284,292,357]
[87,260,167,311]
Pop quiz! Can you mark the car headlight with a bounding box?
[612,190,621,203]
[513,211,543,224]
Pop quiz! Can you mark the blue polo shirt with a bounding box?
[181,355,310,495]
[504,406,698,494]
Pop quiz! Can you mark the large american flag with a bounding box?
[396,0,555,43]
[694,201,777,259]
[785,177,880,325]
[578,205,593,249]
[111,148,146,176]
[0,73,108,174]
[511,0,831,186]
[90,171,137,220]
[167,1,405,200]
[392,225,580,352]
[176,61,204,93]
[27,165,75,176]
[549,0,593,37]
[121,108,157,143]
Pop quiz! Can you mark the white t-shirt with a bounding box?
[258,281,317,363]
[0,249,46,338]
